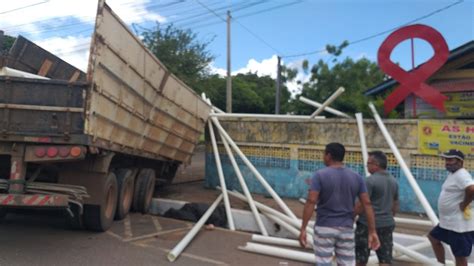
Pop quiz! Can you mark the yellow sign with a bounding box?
[445,92,474,117]
[418,120,474,157]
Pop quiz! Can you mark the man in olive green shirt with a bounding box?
[355,151,399,266]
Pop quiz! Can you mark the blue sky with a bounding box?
[1,0,473,91]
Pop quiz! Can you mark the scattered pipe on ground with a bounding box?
[238,242,316,264]
[207,120,235,230]
[368,102,456,261]
[168,194,223,262]
[394,217,432,227]
[211,117,297,220]
[251,234,312,249]
[219,129,268,236]
[368,102,438,225]
[226,189,313,235]
[262,212,313,247]
[393,242,441,265]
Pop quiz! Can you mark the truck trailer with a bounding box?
[0,0,211,231]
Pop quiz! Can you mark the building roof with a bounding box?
[364,40,474,96]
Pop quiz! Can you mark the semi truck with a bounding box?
[0,0,211,231]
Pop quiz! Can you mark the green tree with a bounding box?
[196,72,292,114]
[140,23,214,89]
[290,57,388,117]
[1,34,16,54]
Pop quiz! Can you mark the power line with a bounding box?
[0,0,49,15]
[195,0,282,54]
[349,0,463,45]
[177,1,268,28]
[282,0,464,59]
[233,0,302,20]
[182,1,301,30]
[233,18,281,54]
[195,0,226,22]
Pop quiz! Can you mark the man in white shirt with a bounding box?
[428,149,474,266]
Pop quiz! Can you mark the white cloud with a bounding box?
[233,55,279,78]
[1,0,165,37]
[210,56,311,97]
[210,55,279,78]
[1,0,167,71]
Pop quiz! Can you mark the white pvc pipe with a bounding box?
[251,234,312,250]
[0,67,50,80]
[207,121,235,231]
[219,130,268,236]
[239,242,316,264]
[393,242,441,265]
[211,117,297,220]
[368,102,438,225]
[394,217,432,227]
[393,232,429,242]
[355,113,369,177]
[394,256,472,266]
[263,212,313,247]
[210,113,325,120]
[396,240,431,253]
[212,106,225,113]
[299,198,306,204]
[299,96,351,118]
[310,87,345,118]
[226,189,313,234]
[168,194,223,262]
[368,103,455,262]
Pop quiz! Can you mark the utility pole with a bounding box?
[275,56,281,114]
[226,11,232,113]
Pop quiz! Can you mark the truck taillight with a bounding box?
[35,147,46,158]
[70,146,82,157]
[59,147,70,158]
[47,147,59,157]
[25,145,86,162]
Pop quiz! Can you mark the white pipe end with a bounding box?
[368,102,376,112]
[167,253,177,262]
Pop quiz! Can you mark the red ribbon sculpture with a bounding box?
[378,24,449,115]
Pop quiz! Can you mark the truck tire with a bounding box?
[0,208,7,219]
[83,172,118,231]
[132,168,155,214]
[114,169,134,220]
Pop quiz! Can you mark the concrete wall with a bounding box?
[205,117,472,214]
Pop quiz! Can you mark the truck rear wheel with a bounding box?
[84,172,118,231]
[114,169,135,220]
[132,168,155,214]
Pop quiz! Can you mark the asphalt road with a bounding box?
[0,210,309,266]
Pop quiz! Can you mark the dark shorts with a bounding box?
[355,222,395,264]
[430,225,474,257]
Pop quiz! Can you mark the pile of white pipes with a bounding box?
[166,90,462,265]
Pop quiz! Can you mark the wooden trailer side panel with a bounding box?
[6,36,87,82]
[85,1,210,163]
